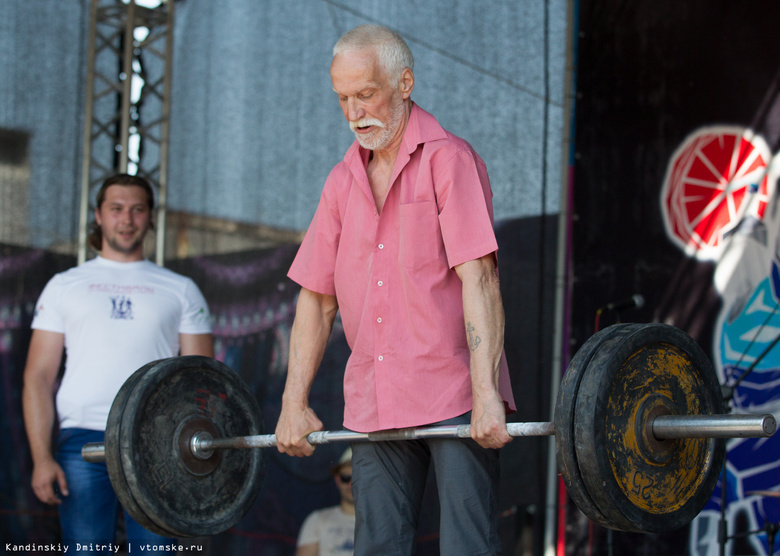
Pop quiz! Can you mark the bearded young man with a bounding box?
[22,174,213,553]
[276,25,516,555]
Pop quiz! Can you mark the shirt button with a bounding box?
[377,317,382,323]
[377,280,383,286]
[378,244,384,249]
[378,355,384,361]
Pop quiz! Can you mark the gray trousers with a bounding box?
[351,413,502,556]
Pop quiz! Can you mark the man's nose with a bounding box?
[120,209,133,224]
[346,98,364,122]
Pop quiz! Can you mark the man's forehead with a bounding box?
[103,185,148,203]
[331,49,385,87]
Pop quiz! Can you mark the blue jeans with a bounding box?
[56,428,176,552]
[351,413,502,555]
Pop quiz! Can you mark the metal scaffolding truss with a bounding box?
[78,0,174,264]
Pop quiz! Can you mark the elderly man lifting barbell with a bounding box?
[273,23,516,556]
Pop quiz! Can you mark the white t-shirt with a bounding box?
[297,506,355,556]
[31,256,212,430]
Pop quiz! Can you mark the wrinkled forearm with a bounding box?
[459,258,505,397]
[276,288,337,456]
[457,255,511,448]
[282,288,339,408]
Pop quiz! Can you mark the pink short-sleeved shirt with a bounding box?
[288,104,516,432]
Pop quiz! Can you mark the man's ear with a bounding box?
[399,67,414,99]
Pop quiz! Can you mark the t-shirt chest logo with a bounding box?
[110,295,134,320]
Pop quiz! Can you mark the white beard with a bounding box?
[352,95,405,151]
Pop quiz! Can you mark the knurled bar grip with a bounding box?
[80,413,776,464]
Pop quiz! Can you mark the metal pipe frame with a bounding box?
[77,0,173,264]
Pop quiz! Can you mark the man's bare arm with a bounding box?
[22,329,69,504]
[276,287,339,457]
[179,333,214,357]
[454,254,512,449]
[295,542,319,556]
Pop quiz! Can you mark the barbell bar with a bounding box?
[78,323,779,537]
[82,414,774,463]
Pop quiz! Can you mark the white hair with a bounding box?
[333,24,414,83]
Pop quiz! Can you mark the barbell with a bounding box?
[81,323,777,538]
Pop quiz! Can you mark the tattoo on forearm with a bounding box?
[466,322,482,351]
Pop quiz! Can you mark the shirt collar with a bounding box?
[401,102,449,153]
[93,255,149,268]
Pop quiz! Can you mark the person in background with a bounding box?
[276,24,515,555]
[296,448,356,556]
[22,173,214,552]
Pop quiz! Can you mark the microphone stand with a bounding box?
[717,388,731,556]
[722,521,779,556]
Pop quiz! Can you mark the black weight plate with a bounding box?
[574,323,725,533]
[105,359,178,538]
[117,356,265,537]
[555,323,642,528]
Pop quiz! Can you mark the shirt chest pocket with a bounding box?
[399,201,443,269]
